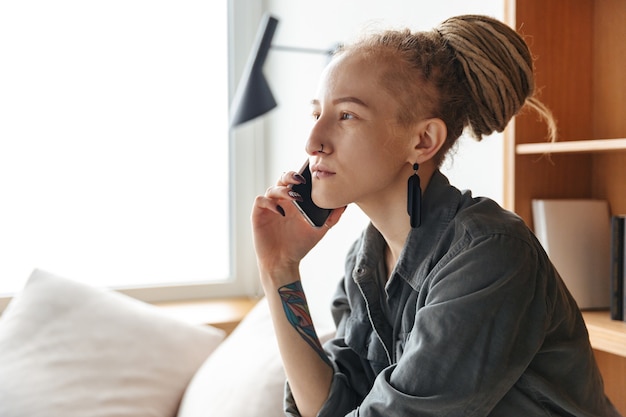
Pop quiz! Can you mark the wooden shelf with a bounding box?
[582,310,626,358]
[506,0,626,412]
[516,138,626,155]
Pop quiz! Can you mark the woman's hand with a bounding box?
[251,171,345,285]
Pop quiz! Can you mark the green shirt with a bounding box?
[286,170,619,417]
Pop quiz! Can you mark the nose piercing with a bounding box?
[318,144,324,153]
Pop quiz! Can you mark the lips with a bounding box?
[310,163,335,179]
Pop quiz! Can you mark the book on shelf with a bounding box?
[610,215,625,321]
[531,199,611,310]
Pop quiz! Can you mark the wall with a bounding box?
[257,1,504,328]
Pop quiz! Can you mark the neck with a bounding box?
[359,164,438,277]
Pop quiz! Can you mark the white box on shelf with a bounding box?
[532,199,611,309]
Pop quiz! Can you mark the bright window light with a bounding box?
[0,0,230,293]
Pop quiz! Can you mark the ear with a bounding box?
[408,118,447,164]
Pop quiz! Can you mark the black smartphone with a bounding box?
[291,161,333,228]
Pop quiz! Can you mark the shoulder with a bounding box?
[419,195,555,303]
[422,171,536,248]
[424,193,550,286]
[452,194,536,247]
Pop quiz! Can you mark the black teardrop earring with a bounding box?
[407,163,421,228]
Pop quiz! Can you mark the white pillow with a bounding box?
[0,269,225,417]
[178,297,335,417]
[177,298,285,416]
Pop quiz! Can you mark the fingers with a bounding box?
[255,171,348,231]
[284,171,307,186]
[253,195,285,218]
[264,171,306,202]
[255,171,306,219]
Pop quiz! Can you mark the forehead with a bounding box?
[316,51,393,103]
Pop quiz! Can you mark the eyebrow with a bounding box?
[311,96,369,108]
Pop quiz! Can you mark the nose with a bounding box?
[306,142,326,155]
[305,120,330,155]
[305,133,321,155]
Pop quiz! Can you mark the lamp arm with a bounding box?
[271,44,336,56]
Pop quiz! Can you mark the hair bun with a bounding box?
[436,15,535,137]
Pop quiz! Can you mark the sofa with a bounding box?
[0,269,322,417]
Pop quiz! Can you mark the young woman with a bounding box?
[251,14,620,417]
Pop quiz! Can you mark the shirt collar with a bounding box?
[353,170,463,290]
[398,170,462,289]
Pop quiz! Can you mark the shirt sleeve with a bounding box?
[314,232,559,417]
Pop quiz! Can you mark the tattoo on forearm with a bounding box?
[278,281,332,367]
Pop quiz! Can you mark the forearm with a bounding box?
[261,271,333,417]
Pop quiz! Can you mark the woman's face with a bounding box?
[306,51,416,211]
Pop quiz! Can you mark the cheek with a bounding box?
[382,122,412,160]
[380,139,411,170]
[311,133,408,207]
[350,134,408,182]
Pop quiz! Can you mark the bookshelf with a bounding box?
[516,138,626,155]
[504,0,626,413]
[583,311,626,358]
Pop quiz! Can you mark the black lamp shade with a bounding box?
[230,14,279,128]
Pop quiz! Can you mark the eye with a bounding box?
[311,111,321,121]
[340,112,355,120]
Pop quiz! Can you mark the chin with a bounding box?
[311,192,334,210]
[312,194,345,210]
[312,198,333,210]
[312,183,351,209]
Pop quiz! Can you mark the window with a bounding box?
[0,1,259,307]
